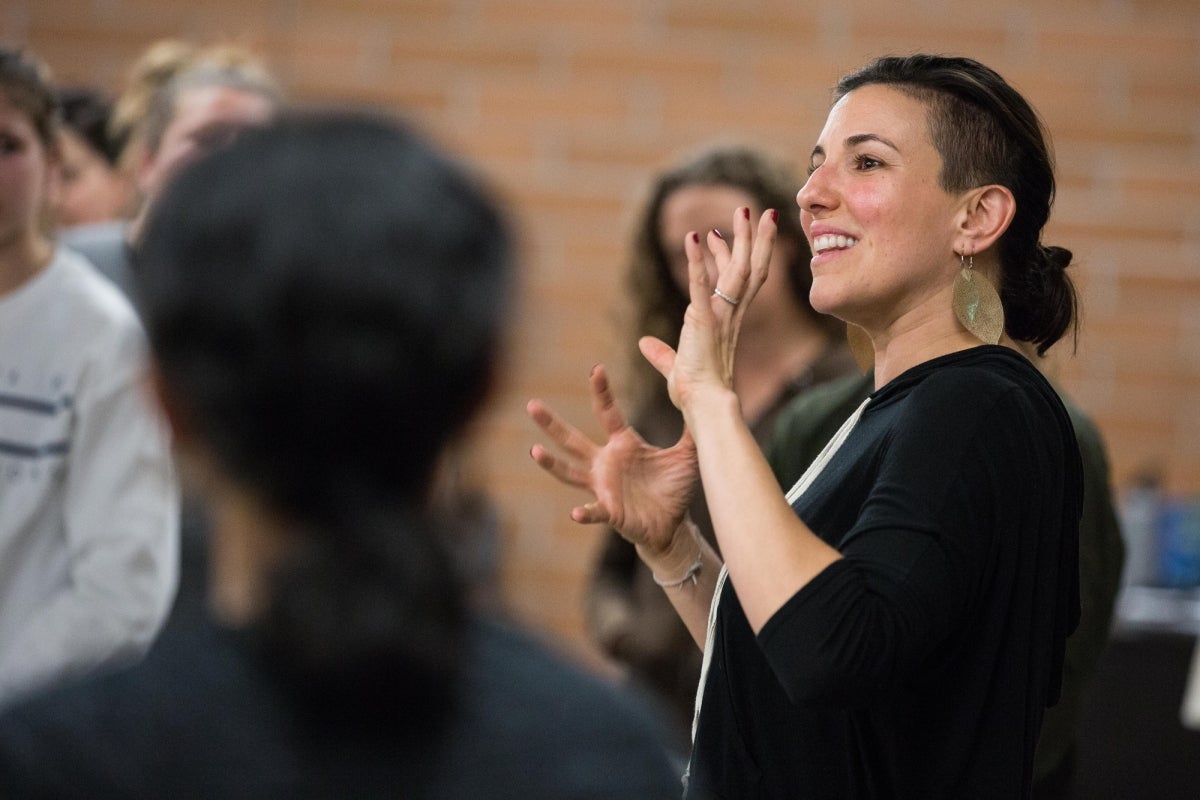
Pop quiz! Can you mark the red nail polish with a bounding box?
[712,228,724,239]
[742,207,750,219]
[691,232,700,243]
[769,209,778,223]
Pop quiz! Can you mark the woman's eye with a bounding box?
[854,154,883,170]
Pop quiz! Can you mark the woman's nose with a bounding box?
[796,166,833,215]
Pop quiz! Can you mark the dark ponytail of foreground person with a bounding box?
[136,111,513,733]
[836,54,1078,355]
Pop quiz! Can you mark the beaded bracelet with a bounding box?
[651,544,703,589]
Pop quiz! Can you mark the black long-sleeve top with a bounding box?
[687,346,1082,800]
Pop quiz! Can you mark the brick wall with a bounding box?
[7,0,1199,660]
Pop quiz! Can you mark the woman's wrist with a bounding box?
[637,518,704,588]
[681,384,740,433]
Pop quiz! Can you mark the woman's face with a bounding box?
[0,92,52,250]
[658,182,797,323]
[797,84,964,334]
[53,128,129,227]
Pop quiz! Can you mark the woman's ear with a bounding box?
[957,184,1016,256]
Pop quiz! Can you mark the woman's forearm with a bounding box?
[684,386,841,634]
[638,518,722,649]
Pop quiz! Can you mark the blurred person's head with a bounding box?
[626,145,840,400]
[108,39,198,175]
[134,60,280,220]
[0,44,59,272]
[137,110,511,729]
[53,87,133,226]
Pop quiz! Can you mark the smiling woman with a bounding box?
[529,53,1083,799]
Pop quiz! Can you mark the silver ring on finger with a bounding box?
[713,287,740,306]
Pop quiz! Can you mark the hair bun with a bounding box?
[1041,244,1073,272]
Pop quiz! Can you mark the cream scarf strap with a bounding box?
[690,395,872,743]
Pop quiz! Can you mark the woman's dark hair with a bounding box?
[137,111,512,732]
[0,44,59,149]
[57,87,120,164]
[627,146,837,403]
[836,54,1077,355]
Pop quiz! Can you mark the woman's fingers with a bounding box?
[723,205,753,299]
[639,335,677,380]
[707,206,768,311]
[683,231,715,314]
[589,364,628,438]
[740,209,777,313]
[706,226,732,265]
[571,501,611,525]
[527,365,632,498]
[528,441,591,489]
[526,398,595,461]
[525,403,613,523]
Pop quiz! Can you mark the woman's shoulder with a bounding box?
[878,347,1071,455]
[902,346,1053,408]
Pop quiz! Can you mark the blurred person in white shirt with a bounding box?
[0,43,178,707]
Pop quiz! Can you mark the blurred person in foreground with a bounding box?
[0,45,177,708]
[587,145,855,747]
[0,110,681,799]
[530,54,1083,798]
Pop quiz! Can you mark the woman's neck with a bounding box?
[869,313,1017,389]
[0,233,53,296]
[206,479,292,628]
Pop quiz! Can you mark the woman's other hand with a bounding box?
[527,363,698,556]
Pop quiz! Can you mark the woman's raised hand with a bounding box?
[526,364,698,556]
[640,206,777,412]
[526,206,774,554]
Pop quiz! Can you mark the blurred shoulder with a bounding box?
[442,616,682,798]
[50,246,141,333]
[57,221,136,296]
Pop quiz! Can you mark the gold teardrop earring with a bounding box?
[952,251,1004,345]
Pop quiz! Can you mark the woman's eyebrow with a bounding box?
[845,133,899,152]
[810,133,900,162]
